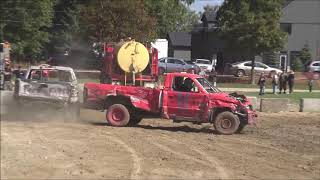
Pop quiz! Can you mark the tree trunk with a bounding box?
[250,58,255,84]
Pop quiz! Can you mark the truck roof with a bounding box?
[29,64,74,71]
[167,72,202,79]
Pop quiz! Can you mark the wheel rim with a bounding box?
[221,119,232,129]
[237,71,243,76]
[112,108,125,122]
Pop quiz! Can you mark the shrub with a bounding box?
[291,56,303,72]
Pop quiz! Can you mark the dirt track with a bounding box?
[1,110,320,179]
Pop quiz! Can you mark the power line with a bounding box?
[0,19,66,26]
[1,7,67,13]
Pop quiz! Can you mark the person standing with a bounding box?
[199,67,206,77]
[287,70,295,94]
[271,73,279,94]
[14,66,24,79]
[258,72,266,95]
[279,71,288,94]
[209,68,217,87]
[308,79,313,92]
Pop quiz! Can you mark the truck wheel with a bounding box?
[128,116,143,126]
[236,70,245,77]
[236,124,246,134]
[214,111,240,135]
[106,104,130,127]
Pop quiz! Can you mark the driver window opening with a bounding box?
[172,76,199,93]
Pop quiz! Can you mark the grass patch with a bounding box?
[218,80,320,90]
[78,78,99,84]
[238,92,320,103]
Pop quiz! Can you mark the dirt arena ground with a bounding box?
[1,110,320,179]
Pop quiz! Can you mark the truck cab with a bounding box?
[161,73,256,133]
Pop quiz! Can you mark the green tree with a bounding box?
[217,0,287,84]
[80,0,157,43]
[263,51,278,66]
[144,0,198,38]
[291,56,303,72]
[0,0,54,61]
[299,44,312,65]
[46,0,80,55]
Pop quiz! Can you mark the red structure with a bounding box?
[100,42,158,84]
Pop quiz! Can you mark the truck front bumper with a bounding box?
[235,110,257,125]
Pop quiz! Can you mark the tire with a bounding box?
[236,69,245,77]
[214,111,240,135]
[106,104,130,127]
[236,124,246,134]
[128,116,143,126]
[158,67,165,75]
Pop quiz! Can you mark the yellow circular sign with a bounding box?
[117,41,150,73]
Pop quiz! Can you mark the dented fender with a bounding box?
[129,96,152,111]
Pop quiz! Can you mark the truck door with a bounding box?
[163,76,207,121]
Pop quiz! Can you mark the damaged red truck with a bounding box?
[84,72,257,135]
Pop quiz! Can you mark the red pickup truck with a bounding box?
[84,73,257,134]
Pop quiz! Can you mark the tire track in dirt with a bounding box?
[222,137,320,160]
[105,134,141,179]
[151,140,229,179]
[32,126,141,179]
[158,134,230,179]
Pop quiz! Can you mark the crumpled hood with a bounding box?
[209,92,237,104]
[208,92,249,104]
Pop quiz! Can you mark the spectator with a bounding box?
[279,71,288,94]
[14,66,24,79]
[287,70,295,94]
[271,73,279,94]
[258,72,266,95]
[209,68,217,87]
[199,67,206,77]
[308,79,313,92]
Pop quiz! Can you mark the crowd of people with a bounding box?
[258,70,295,95]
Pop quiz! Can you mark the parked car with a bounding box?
[158,57,200,74]
[225,61,282,77]
[194,59,216,72]
[305,60,320,72]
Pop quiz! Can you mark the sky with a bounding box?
[190,0,224,12]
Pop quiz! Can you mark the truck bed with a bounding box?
[84,83,161,112]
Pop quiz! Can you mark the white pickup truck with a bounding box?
[13,64,80,120]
